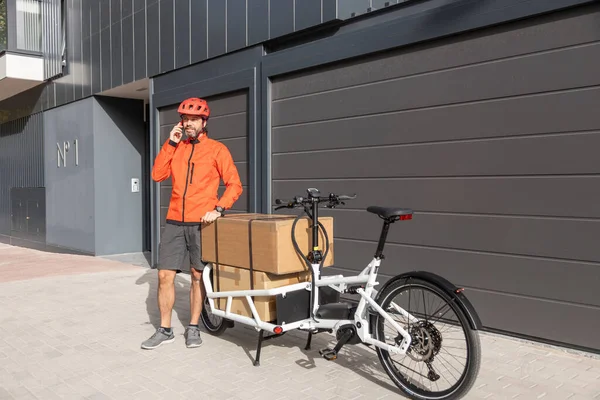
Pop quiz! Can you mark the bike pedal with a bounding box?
[319,348,337,361]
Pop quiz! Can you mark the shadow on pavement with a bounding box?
[206,322,401,396]
[135,268,191,330]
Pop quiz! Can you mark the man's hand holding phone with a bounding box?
[170,122,183,144]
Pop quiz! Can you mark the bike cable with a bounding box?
[291,213,330,323]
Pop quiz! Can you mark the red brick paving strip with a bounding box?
[0,243,140,283]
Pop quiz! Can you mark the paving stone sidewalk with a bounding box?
[0,243,598,400]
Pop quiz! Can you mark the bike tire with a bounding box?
[200,297,229,336]
[200,269,229,336]
[371,277,481,400]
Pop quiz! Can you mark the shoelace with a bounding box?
[187,328,200,338]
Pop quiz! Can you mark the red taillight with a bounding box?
[400,214,413,220]
[274,326,283,334]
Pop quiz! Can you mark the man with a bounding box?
[141,97,243,350]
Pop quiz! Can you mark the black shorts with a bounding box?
[157,223,206,273]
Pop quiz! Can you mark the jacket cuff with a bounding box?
[168,139,178,147]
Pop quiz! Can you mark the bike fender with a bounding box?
[376,271,483,330]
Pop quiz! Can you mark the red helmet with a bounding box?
[178,97,210,119]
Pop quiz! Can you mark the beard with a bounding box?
[185,126,201,138]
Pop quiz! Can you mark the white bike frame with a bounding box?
[202,257,416,355]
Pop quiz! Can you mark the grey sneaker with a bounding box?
[185,326,202,348]
[141,327,175,350]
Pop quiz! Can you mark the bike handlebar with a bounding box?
[274,189,357,210]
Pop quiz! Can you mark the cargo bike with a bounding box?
[200,188,482,400]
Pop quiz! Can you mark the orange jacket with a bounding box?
[152,135,243,224]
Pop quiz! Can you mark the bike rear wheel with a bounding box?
[372,277,481,400]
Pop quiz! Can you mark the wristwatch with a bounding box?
[215,206,225,216]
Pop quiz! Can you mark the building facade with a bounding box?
[0,0,598,352]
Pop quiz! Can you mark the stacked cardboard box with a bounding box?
[201,213,334,322]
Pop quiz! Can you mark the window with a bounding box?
[16,0,42,52]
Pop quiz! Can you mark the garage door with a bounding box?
[158,90,249,259]
[271,5,600,351]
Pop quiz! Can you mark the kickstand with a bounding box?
[254,329,286,366]
[254,330,265,366]
[305,331,313,350]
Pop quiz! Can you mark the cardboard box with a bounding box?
[201,213,334,275]
[214,264,311,322]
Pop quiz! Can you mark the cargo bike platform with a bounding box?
[200,188,482,400]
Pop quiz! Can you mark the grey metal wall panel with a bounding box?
[270,0,294,38]
[0,114,45,236]
[296,0,322,31]
[273,177,600,219]
[64,0,76,104]
[55,82,66,109]
[133,9,146,80]
[159,0,174,73]
[204,90,248,116]
[82,35,92,97]
[47,83,56,109]
[467,290,599,351]
[134,0,144,12]
[91,0,100,35]
[44,99,96,254]
[190,0,208,64]
[82,0,91,38]
[338,0,370,19]
[325,209,600,263]
[72,0,83,101]
[208,112,247,140]
[122,0,133,17]
[154,47,261,94]
[328,239,600,308]
[111,21,123,87]
[273,44,600,126]
[322,0,338,21]
[42,0,63,80]
[101,27,112,90]
[111,0,121,22]
[373,0,399,9]
[174,0,190,69]
[100,0,110,30]
[227,0,247,52]
[248,0,268,45]
[272,8,600,101]
[207,0,226,58]
[146,2,160,77]
[272,88,600,153]
[271,5,600,350]
[122,15,134,84]
[273,132,600,179]
[93,97,146,255]
[91,32,101,94]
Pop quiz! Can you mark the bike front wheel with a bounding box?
[371,277,481,400]
[200,269,229,336]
